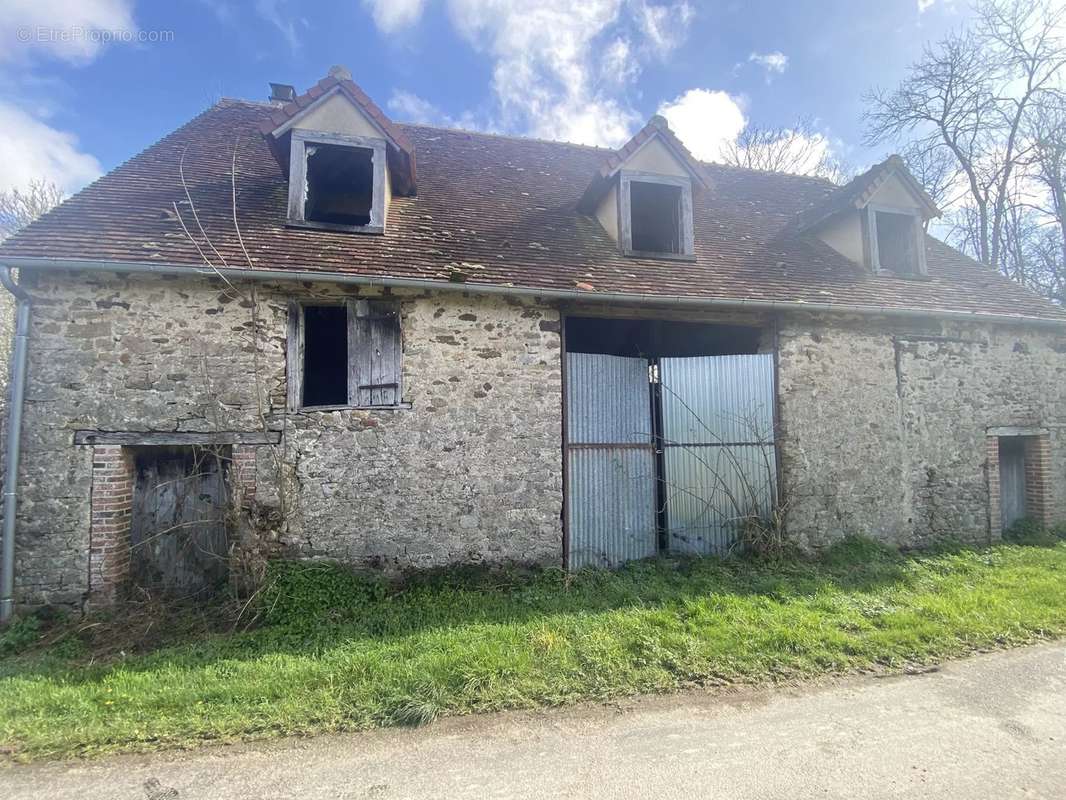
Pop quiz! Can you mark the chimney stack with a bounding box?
[268,82,296,106]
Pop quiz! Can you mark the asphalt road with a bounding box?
[4,643,1065,799]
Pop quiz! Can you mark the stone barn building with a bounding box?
[0,69,1064,611]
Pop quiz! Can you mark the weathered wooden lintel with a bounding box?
[74,430,282,446]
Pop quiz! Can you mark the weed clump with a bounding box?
[1003,518,1066,547]
[259,560,388,627]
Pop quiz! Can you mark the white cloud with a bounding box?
[387,89,483,130]
[657,88,747,161]
[917,0,937,12]
[782,133,831,173]
[752,129,833,174]
[0,101,101,193]
[255,0,302,51]
[749,50,788,75]
[0,0,137,64]
[388,90,447,125]
[366,0,694,147]
[445,0,630,146]
[635,0,694,57]
[601,37,639,85]
[363,0,426,33]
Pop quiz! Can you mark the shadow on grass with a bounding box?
[0,535,924,684]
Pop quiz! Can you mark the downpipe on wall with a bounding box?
[0,267,30,625]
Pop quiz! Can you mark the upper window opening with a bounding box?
[620,172,694,259]
[630,181,683,254]
[305,144,374,227]
[302,305,348,407]
[873,209,922,275]
[287,131,386,234]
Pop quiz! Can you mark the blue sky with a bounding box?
[0,0,974,194]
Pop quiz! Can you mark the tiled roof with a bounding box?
[793,154,940,234]
[1,98,1062,322]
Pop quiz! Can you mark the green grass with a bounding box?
[3,536,1066,761]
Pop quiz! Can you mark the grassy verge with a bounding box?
[2,536,1066,761]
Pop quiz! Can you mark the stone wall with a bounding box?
[13,270,562,607]
[10,266,1066,606]
[777,314,1066,549]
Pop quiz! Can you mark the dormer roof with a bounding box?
[259,68,417,195]
[577,115,711,213]
[793,155,940,234]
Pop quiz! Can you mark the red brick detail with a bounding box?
[231,445,258,505]
[89,445,134,606]
[1024,434,1053,528]
[986,436,1002,539]
[987,432,1053,538]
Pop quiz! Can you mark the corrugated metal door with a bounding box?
[660,354,777,555]
[565,352,658,569]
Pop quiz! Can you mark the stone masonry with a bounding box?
[8,267,1066,608]
[13,269,562,607]
[777,313,1066,549]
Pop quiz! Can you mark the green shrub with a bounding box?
[1003,518,1064,547]
[0,615,40,657]
[258,560,389,627]
[821,534,899,568]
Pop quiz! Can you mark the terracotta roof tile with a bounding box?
[1,99,1062,323]
[794,155,940,234]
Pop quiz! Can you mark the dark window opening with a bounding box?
[875,210,919,273]
[566,316,762,358]
[303,305,348,407]
[630,181,682,254]
[304,143,374,227]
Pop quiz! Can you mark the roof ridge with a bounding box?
[397,121,616,152]
[219,97,276,108]
[217,100,838,185]
[701,159,841,185]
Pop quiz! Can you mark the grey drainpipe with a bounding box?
[0,267,29,624]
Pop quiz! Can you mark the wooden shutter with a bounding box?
[348,299,402,407]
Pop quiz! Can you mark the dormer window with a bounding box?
[620,171,695,259]
[287,130,386,234]
[865,205,926,276]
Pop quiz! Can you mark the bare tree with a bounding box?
[864,0,1065,273]
[1028,97,1066,281]
[899,140,962,215]
[0,179,64,240]
[719,118,851,183]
